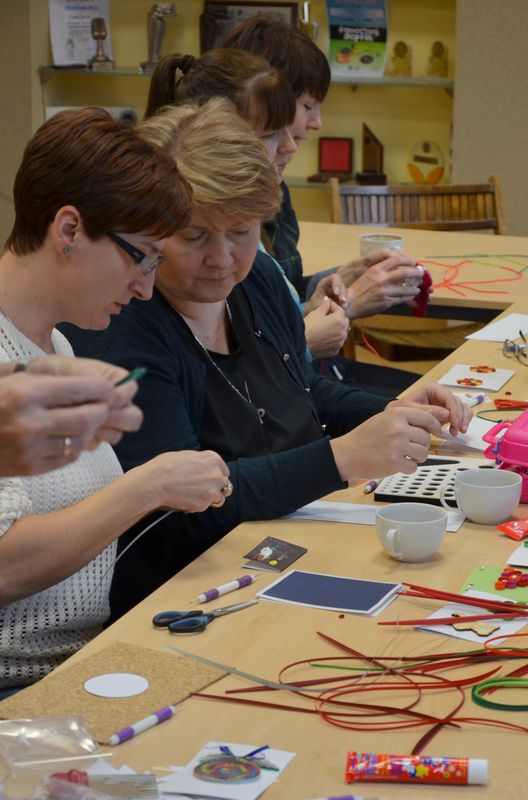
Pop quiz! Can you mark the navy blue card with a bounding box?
[257,570,401,614]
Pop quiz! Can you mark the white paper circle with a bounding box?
[83,672,149,698]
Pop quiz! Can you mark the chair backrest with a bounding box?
[329,176,506,234]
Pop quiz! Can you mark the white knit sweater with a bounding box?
[0,314,123,687]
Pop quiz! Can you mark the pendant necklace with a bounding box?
[183,300,265,425]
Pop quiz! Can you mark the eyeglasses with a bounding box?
[503,330,528,365]
[107,232,164,275]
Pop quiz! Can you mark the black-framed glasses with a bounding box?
[107,232,164,275]
[503,330,528,365]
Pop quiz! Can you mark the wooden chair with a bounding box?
[329,176,506,360]
[329,176,506,234]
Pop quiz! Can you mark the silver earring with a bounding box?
[63,246,72,254]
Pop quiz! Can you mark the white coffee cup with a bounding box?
[440,468,522,525]
[376,502,448,562]
[359,232,404,256]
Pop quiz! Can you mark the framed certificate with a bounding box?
[48,0,113,67]
[200,2,298,53]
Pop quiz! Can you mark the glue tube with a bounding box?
[345,752,488,785]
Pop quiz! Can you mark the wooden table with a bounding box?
[298,222,528,321]
[34,228,528,799]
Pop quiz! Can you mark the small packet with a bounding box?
[497,517,528,541]
[34,777,113,800]
[0,716,107,794]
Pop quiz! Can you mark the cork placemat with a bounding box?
[0,641,225,744]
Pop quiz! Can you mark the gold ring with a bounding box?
[63,436,73,457]
[210,499,223,508]
[221,481,233,497]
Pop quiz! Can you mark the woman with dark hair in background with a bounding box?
[223,15,426,394]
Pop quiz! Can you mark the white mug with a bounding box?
[440,468,522,525]
[359,232,404,255]
[376,502,448,562]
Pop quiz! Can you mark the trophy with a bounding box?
[427,41,449,78]
[356,124,386,185]
[299,1,319,44]
[88,17,114,71]
[140,3,177,73]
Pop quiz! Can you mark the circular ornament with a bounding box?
[193,755,261,784]
[456,378,483,387]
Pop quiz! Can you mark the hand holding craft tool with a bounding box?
[106,705,177,745]
[197,574,257,603]
[114,366,147,386]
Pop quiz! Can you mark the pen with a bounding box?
[197,574,257,603]
[463,393,485,408]
[106,705,177,746]
[114,366,147,386]
[363,479,380,494]
[307,796,372,799]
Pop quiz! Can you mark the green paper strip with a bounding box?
[472,677,528,711]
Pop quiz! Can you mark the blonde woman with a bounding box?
[67,99,471,619]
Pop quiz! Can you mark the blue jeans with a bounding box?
[0,686,23,700]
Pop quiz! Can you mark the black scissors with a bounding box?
[152,600,257,634]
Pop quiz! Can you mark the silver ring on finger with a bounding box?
[63,436,74,458]
[221,480,233,497]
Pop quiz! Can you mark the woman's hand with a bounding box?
[26,355,144,448]
[390,382,472,437]
[305,273,348,314]
[304,298,350,358]
[330,404,443,483]
[142,450,232,513]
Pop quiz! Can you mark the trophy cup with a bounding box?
[140,3,177,73]
[88,17,114,71]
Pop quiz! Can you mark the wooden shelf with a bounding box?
[38,65,149,83]
[330,72,454,89]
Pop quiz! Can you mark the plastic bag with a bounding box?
[0,717,108,794]
[33,777,113,800]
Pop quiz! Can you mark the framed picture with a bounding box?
[308,137,354,183]
[200,2,298,53]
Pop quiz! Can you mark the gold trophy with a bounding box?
[89,17,114,71]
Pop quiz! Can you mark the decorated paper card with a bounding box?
[417,589,528,646]
[438,363,514,392]
[160,741,295,800]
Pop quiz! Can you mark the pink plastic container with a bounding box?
[483,410,528,503]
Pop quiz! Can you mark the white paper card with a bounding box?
[507,543,528,567]
[287,500,464,532]
[465,313,528,342]
[438,363,515,392]
[417,589,528,645]
[160,741,295,800]
[438,416,496,452]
